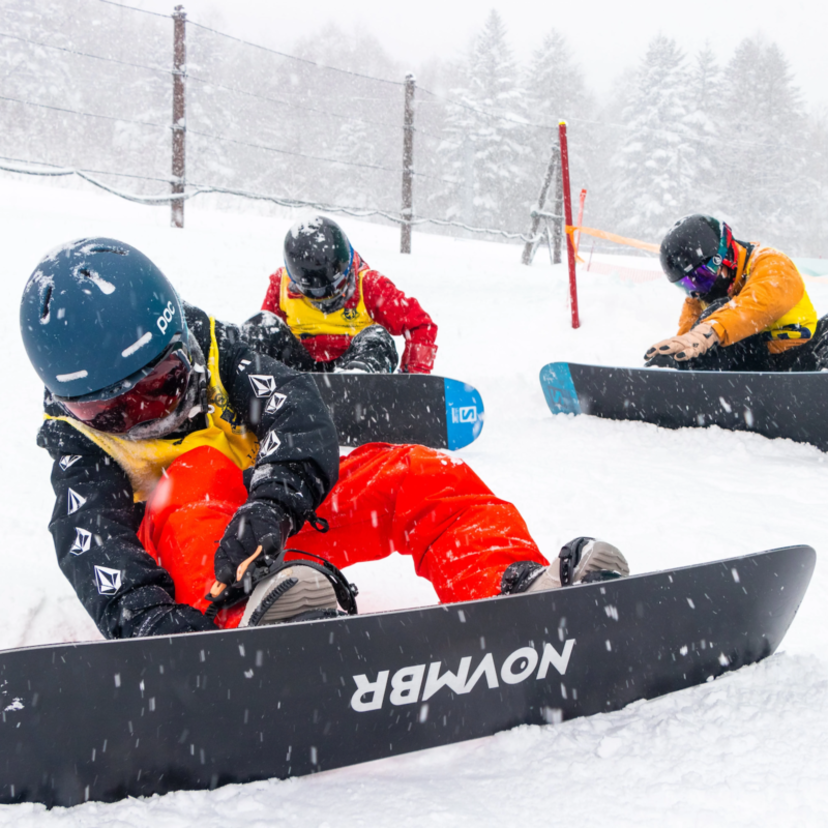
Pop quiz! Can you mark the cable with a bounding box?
[97,0,171,19]
[0,30,170,78]
[0,158,544,241]
[186,73,402,131]
[185,19,404,88]
[186,127,457,184]
[0,153,172,183]
[0,93,170,132]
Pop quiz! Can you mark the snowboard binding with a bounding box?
[205,533,358,622]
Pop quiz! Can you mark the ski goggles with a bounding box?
[676,224,736,296]
[57,341,192,434]
[289,247,354,300]
[676,261,720,296]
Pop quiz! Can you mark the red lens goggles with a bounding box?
[59,346,191,434]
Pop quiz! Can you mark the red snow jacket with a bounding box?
[261,252,438,373]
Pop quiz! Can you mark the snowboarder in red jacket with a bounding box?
[242,216,438,374]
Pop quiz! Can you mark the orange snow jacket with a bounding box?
[677,242,817,354]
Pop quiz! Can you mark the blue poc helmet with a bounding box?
[20,238,190,433]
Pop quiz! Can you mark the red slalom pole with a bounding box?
[558,121,580,329]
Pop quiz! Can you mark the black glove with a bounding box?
[214,500,291,586]
[138,604,217,637]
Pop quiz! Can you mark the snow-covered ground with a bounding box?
[1,178,827,826]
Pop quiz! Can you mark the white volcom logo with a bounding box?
[94,565,122,595]
[67,488,87,515]
[69,527,92,556]
[265,392,288,414]
[258,430,281,458]
[249,374,278,398]
[156,301,176,335]
[350,640,575,713]
[237,359,252,374]
[59,455,81,471]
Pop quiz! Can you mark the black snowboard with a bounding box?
[312,373,484,450]
[0,545,814,808]
[540,362,828,451]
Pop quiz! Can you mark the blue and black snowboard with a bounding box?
[540,362,828,451]
[0,545,814,807]
[312,373,484,450]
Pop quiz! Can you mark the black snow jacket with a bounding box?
[36,304,340,639]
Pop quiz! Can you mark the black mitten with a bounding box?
[214,500,292,585]
[138,604,217,637]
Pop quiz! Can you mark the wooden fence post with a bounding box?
[521,135,559,265]
[171,5,186,229]
[400,73,415,253]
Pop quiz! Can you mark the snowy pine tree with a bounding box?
[683,44,722,214]
[433,11,529,230]
[717,37,808,250]
[610,35,696,241]
[523,30,590,226]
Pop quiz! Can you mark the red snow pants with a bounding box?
[138,443,546,629]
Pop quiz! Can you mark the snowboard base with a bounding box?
[540,362,828,451]
[312,373,484,449]
[0,545,814,807]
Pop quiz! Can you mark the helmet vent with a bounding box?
[78,268,116,295]
[40,284,53,324]
[88,245,127,256]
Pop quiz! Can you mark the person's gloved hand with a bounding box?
[214,500,290,586]
[401,342,438,374]
[644,323,719,362]
[139,604,216,637]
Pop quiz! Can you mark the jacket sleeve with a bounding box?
[702,249,804,346]
[361,270,438,372]
[37,417,184,640]
[677,297,704,335]
[261,270,288,323]
[217,335,340,530]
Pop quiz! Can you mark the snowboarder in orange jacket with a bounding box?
[646,214,825,371]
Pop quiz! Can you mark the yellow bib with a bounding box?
[46,318,260,502]
[765,291,817,341]
[280,269,375,337]
[748,249,817,342]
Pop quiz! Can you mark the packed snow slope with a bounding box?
[1,178,827,826]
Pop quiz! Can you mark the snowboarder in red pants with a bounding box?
[242,215,438,375]
[21,238,628,639]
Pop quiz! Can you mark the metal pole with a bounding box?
[400,73,415,254]
[171,5,186,229]
[558,121,580,329]
[521,137,559,265]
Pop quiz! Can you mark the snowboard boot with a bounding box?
[241,563,340,626]
[335,325,399,373]
[500,537,629,595]
[238,542,360,627]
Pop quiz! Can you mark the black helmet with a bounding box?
[20,238,191,432]
[284,216,354,301]
[660,215,738,297]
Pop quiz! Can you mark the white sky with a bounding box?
[131,0,827,109]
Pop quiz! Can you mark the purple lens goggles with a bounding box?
[676,261,719,296]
